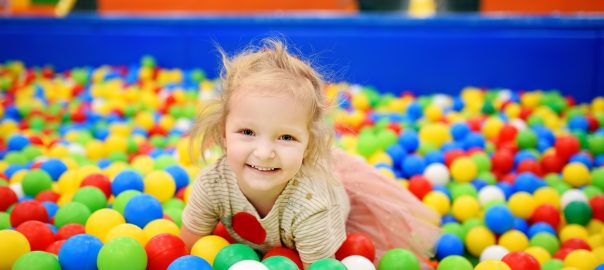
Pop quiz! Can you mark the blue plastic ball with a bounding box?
[528,222,557,238]
[435,233,464,260]
[569,153,593,169]
[406,102,423,121]
[568,116,589,132]
[513,218,529,235]
[401,155,426,178]
[495,182,514,200]
[514,172,542,194]
[167,255,212,270]
[399,131,419,153]
[42,201,59,218]
[463,133,485,150]
[424,150,445,165]
[8,134,30,152]
[58,234,103,270]
[484,205,515,234]
[386,144,408,167]
[165,165,190,191]
[111,170,144,196]
[450,123,470,141]
[123,194,163,228]
[441,214,457,225]
[40,159,68,181]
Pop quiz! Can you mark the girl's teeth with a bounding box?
[252,165,275,171]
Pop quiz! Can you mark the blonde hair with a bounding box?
[190,38,336,183]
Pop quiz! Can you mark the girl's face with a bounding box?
[224,86,310,197]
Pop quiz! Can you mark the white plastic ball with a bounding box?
[479,245,509,262]
[10,183,24,198]
[68,143,85,155]
[509,119,527,132]
[478,186,506,206]
[228,260,268,270]
[423,163,450,186]
[175,118,192,132]
[432,94,452,110]
[341,255,376,270]
[560,189,588,209]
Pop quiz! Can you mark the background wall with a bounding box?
[1,15,603,102]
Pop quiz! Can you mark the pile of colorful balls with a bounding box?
[0,57,603,270]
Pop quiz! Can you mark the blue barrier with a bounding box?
[1,14,603,102]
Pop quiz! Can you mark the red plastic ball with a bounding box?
[0,186,18,211]
[10,200,49,227]
[553,247,574,260]
[174,187,186,201]
[46,240,66,255]
[516,160,542,176]
[555,135,580,161]
[541,154,565,174]
[81,173,112,198]
[491,150,514,174]
[35,190,60,203]
[561,238,591,251]
[501,252,540,270]
[334,232,376,262]
[56,223,85,240]
[408,175,432,200]
[590,195,604,222]
[145,233,189,270]
[444,150,465,167]
[16,220,56,251]
[213,221,236,244]
[498,124,518,143]
[530,204,561,229]
[263,247,304,270]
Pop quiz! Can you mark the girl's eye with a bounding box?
[239,129,255,136]
[280,134,296,141]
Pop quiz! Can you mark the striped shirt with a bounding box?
[182,157,350,263]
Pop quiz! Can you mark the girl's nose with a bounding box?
[254,141,276,160]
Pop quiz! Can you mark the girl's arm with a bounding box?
[180,223,208,251]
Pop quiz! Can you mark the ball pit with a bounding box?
[1,60,604,270]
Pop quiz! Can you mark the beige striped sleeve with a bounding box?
[181,172,220,236]
[292,205,347,263]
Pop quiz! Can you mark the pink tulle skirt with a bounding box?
[332,149,442,265]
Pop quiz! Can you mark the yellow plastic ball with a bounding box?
[105,223,147,246]
[452,195,480,222]
[534,186,561,209]
[508,192,536,219]
[351,93,370,111]
[9,170,27,184]
[104,134,128,154]
[184,185,192,203]
[588,234,603,249]
[85,208,126,242]
[144,171,176,203]
[143,219,180,240]
[77,165,102,182]
[57,193,74,206]
[482,117,504,140]
[339,134,358,152]
[132,155,155,175]
[57,170,81,195]
[505,103,521,119]
[85,139,106,160]
[592,246,604,264]
[108,123,131,138]
[524,246,552,264]
[0,230,30,270]
[348,110,366,129]
[190,235,230,265]
[474,260,511,270]
[465,226,496,257]
[48,144,69,158]
[159,115,175,131]
[450,157,478,183]
[564,249,598,270]
[498,230,529,252]
[588,220,604,236]
[560,224,590,242]
[424,105,443,122]
[368,152,393,166]
[134,111,155,130]
[423,191,450,216]
[592,97,604,113]
[103,162,128,180]
[419,123,452,148]
[562,163,591,187]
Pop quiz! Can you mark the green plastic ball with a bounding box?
[22,169,53,197]
[97,237,147,270]
[588,134,604,155]
[0,212,11,230]
[308,258,346,270]
[357,134,379,158]
[262,256,299,270]
[529,233,560,256]
[113,190,142,215]
[563,201,592,226]
[54,202,91,228]
[153,155,177,170]
[592,167,604,191]
[213,244,259,270]
[471,152,491,173]
[516,129,538,150]
[436,255,472,270]
[442,222,464,240]
[72,186,107,212]
[541,258,564,270]
[378,248,419,270]
[12,251,61,270]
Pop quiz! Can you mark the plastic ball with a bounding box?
[40,158,68,181]
[143,219,180,240]
[590,195,604,221]
[261,255,299,270]
[53,202,91,228]
[559,224,589,242]
[81,173,112,198]
[56,223,85,241]
[501,251,540,270]
[452,195,480,222]
[423,191,450,215]
[485,205,515,234]
[474,260,511,270]
[555,135,581,161]
[524,246,552,264]
[7,134,30,151]
[144,171,176,203]
[435,233,464,259]
[85,208,125,242]
[423,163,450,186]
[534,186,561,208]
[111,170,144,196]
[339,255,375,270]
[72,186,107,212]
[105,223,147,246]
[564,249,598,270]
[213,244,260,270]
[98,237,147,270]
[530,204,561,229]
[0,185,18,211]
[530,232,561,256]
[561,238,591,251]
[22,169,53,197]
[465,226,496,257]
[167,255,212,270]
[263,247,303,270]
[124,194,163,228]
[58,234,103,270]
[0,230,30,270]
[499,230,529,252]
[145,233,188,270]
[450,157,478,183]
[112,189,141,215]
[407,175,432,199]
[402,155,426,177]
[541,259,564,270]
[563,163,591,187]
[12,250,61,270]
[507,192,536,219]
[10,200,49,227]
[308,258,346,270]
[528,222,557,238]
[165,165,190,191]
[436,255,472,270]
[564,201,593,226]
[478,186,505,206]
[229,260,269,270]
[335,232,375,262]
[479,245,509,261]
[16,220,55,251]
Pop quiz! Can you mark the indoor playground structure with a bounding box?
[1,0,604,270]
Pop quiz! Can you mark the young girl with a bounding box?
[181,39,441,269]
